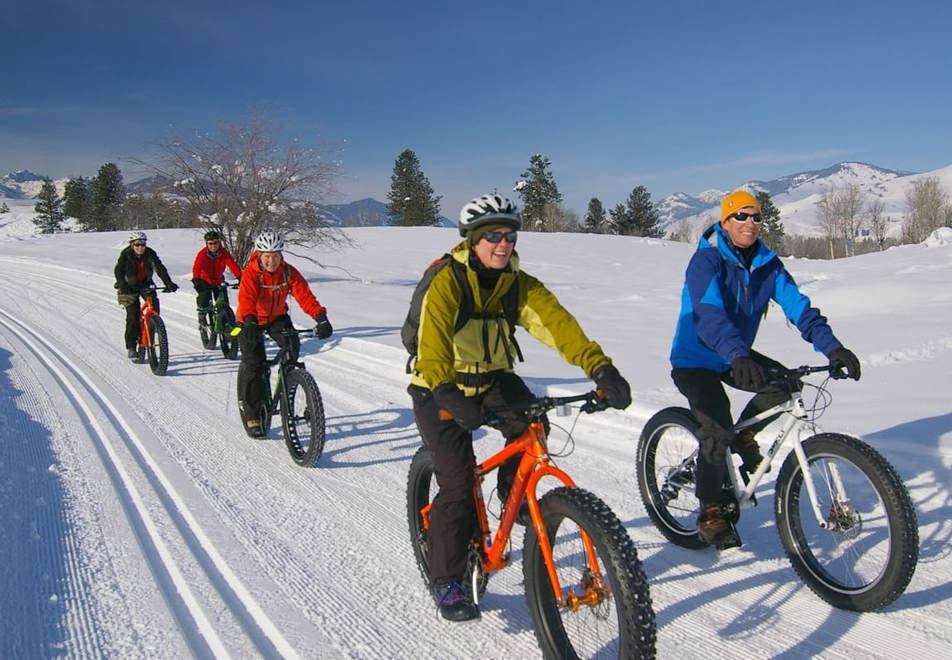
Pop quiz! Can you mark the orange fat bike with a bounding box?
[407,390,656,658]
[133,284,172,376]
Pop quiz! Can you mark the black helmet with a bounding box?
[204,230,221,242]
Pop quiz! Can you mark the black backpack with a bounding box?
[401,254,522,374]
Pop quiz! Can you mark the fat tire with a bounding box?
[406,447,435,591]
[199,309,217,350]
[281,368,326,467]
[147,316,169,376]
[637,407,707,549]
[775,433,918,611]
[220,306,239,360]
[523,487,655,659]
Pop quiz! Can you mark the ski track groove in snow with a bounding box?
[0,307,302,658]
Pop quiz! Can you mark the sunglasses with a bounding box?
[132,241,147,247]
[481,229,518,244]
[730,212,763,225]
[206,240,221,245]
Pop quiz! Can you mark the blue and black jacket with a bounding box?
[670,223,842,372]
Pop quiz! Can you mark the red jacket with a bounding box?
[236,251,326,325]
[192,247,242,286]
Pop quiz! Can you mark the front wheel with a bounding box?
[636,407,706,549]
[281,368,326,467]
[775,433,919,611]
[199,309,217,350]
[523,487,656,659]
[146,316,169,376]
[219,306,239,360]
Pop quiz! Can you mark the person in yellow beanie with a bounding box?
[668,189,861,547]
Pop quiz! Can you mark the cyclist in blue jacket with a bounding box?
[669,190,861,546]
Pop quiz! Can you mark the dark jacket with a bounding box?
[670,223,842,372]
[114,245,174,293]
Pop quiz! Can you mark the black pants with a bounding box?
[195,284,228,311]
[122,292,159,350]
[409,373,539,583]
[236,315,299,420]
[671,351,789,505]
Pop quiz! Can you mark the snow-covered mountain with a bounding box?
[657,161,952,237]
[0,170,69,199]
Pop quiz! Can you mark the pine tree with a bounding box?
[608,203,631,235]
[64,176,91,227]
[33,179,65,234]
[516,154,563,232]
[756,191,785,253]
[583,198,607,233]
[91,162,125,231]
[386,149,442,226]
[0,201,9,214]
[626,185,663,237]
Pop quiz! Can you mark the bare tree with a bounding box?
[815,187,840,259]
[838,183,866,257]
[867,199,888,251]
[903,176,950,243]
[542,202,581,233]
[136,112,344,263]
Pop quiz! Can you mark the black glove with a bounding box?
[241,316,261,344]
[192,278,209,293]
[314,312,333,340]
[731,356,766,391]
[828,347,861,380]
[432,383,484,431]
[592,364,632,409]
[164,282,179,293]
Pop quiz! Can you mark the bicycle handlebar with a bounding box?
[436,389,611,425]
[765,364,847,387]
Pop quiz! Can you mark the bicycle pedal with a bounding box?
[715,524,743,551]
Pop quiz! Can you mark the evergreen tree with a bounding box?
[583,197,607,233]
[33,179,65,233]
[91,162,125,231]
[63,176,91,227]
[608,203,631,235]
[0,201,9,214]
[626,185,663,237]
[516,154,563,232]
[756,191,785,253]
[386,149,442,226]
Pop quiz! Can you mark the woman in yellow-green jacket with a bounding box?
[407,192,633,622]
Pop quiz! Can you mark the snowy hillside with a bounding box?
[657,161,952,237]
[1,194,951,658]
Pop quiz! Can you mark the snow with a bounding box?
[1,198,950,658]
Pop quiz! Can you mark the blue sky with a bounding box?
[3,0,950,217]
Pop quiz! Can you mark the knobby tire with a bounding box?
[523,487,656,659]
[774,433,919,611]
[281,368,326,467]
[147,316,169,376]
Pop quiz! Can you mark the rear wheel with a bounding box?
[637,407,706,548]
[146,316,169,376]
[281,368,326,467]
[219,306,239,360]
[406,447,436,591]
[775,433,919,611]
[523,487,656,658]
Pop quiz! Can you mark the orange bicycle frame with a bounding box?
[138,292,159,348]
[421,417,604,605]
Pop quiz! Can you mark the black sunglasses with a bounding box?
[132,241,147,247]
[730,212,763,225]
[481,229,518,244]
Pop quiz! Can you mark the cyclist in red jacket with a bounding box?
[191,230,242,314]
[235,230,333,437]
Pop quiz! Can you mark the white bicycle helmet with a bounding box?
[128,230,147,243]
[457,194,521,237]
[254,229,285,252]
